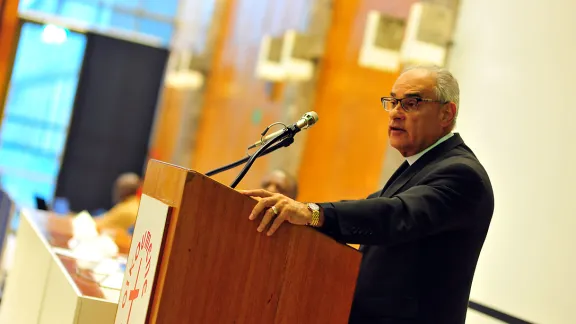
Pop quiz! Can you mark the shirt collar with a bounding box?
[406,133,454,165]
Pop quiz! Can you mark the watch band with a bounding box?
[306,203,321,227]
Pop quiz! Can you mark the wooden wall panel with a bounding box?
[0,0,19,117]
[184,0,436,200]
[297,0,418,202]
[150,86,185,162]
[149,0,228,166]
[191,0,313,189]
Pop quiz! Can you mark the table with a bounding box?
[0,209,124,324]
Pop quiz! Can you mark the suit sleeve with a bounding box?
[316,163,488,245]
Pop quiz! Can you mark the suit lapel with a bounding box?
[378,161,410,196]
[360,134,464,253]
[380,134,464,198]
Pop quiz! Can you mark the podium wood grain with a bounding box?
[140,160,361,323]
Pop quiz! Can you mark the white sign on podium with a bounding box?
[114,194,170,324]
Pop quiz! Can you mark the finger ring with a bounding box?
[271,206,279,215]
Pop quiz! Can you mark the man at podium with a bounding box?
[242,66,494,324]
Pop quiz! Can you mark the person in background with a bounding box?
[260,169,298,200]
[94,172,141,232]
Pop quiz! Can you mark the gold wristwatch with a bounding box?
[306,203,321,227]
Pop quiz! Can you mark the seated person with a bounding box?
[94,172,141,232]
[260,169,298,199]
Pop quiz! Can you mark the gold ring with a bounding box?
[271,206,279,215]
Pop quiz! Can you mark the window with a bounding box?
[19,0,59,13]
[5,0,180,205]
[18,0,180,44]
[141,0,179,18]
[137,17,173,41]
[59,0,99,24]
[105,11,137,31]
[0,22,87,208]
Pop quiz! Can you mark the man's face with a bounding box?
[388,69,451,157]
[261,171,295,199]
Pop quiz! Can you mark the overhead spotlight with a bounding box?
[41,24,68,44]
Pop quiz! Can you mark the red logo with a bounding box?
[121,231,153,323]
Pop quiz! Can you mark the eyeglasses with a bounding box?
[381,96,448,112]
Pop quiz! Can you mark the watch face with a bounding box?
[308,203,320,211]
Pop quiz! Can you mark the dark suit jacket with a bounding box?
[317,134,494,324]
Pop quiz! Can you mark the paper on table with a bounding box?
[72,235,119,269]
[71,210,99,240]
[100,272,124,291]
[67,210,120,269]
[92,258,122,275]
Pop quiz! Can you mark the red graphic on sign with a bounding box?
[121,231,153,324]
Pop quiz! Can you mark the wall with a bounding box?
[449,0,576,322]
[297,0,419,202]
[0,0,19,115]
[156,0,471,201]
[56,34,168,211]
[191,0,320,189]
[187,0,420,196]
[149,0,225,167]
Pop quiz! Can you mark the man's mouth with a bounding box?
[389,126,405,132]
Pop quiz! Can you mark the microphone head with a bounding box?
[301,111,319,129]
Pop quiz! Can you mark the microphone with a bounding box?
[248,111,319,149]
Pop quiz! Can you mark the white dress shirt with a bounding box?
[406,133,454,165]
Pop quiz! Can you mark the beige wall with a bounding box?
[449,0,576,323]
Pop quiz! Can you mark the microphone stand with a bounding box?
[228,131,292,188]
[206,124,302,188]
[205,132,294,178]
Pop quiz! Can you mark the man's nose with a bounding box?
[388,103,406,121]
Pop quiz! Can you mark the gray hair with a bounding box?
[402,65,460,125]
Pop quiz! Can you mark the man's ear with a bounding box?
[440,102,457,127]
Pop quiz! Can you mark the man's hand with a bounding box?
[239,189,311,236]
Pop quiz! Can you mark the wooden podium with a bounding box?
[115,160,361,324]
